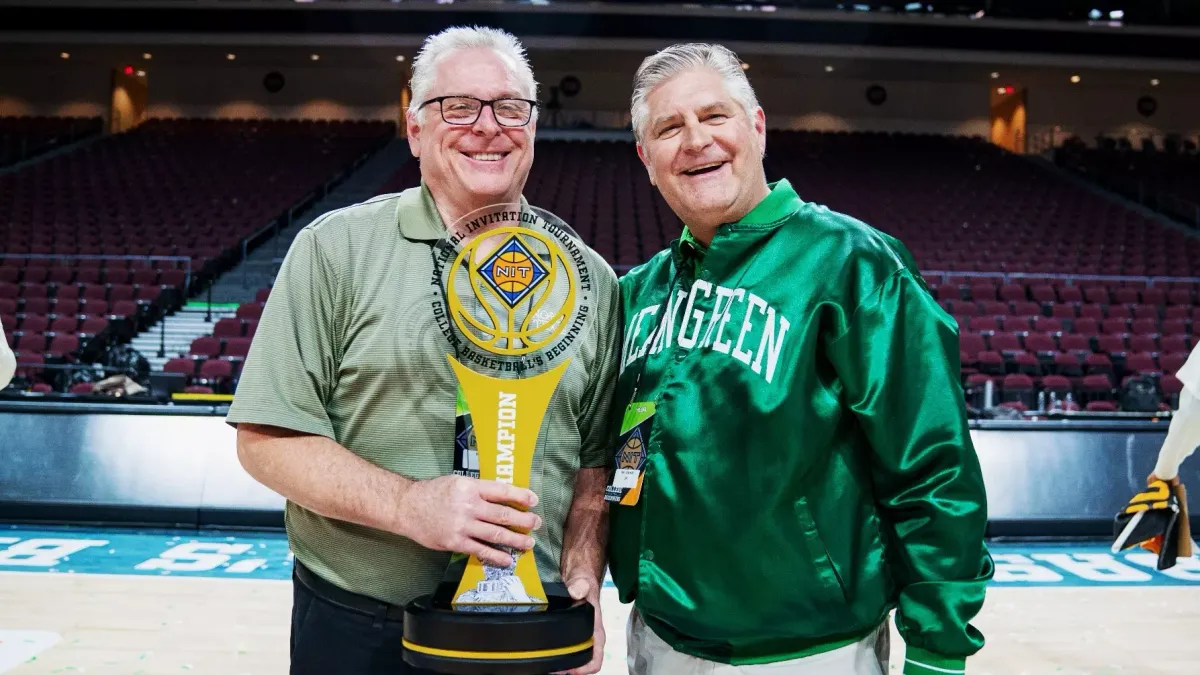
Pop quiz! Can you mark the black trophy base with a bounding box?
[402,580,593,675]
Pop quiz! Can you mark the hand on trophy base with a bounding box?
[550,576,604,675]
[401,575,594,675]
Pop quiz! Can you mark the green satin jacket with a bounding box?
[608,179,994,674]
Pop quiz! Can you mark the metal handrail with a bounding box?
[234,138,389,283]
[0,253,194,290]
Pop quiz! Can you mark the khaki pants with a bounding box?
[626,609,890,675]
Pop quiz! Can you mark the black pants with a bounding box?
[290,562,437,675]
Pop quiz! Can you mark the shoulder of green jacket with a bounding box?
[618,246,674,288]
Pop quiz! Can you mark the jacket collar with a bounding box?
[735,178,803,227]
[674,178,803,273]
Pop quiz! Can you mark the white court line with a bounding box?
[0,631,60,674]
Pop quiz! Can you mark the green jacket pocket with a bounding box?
[794,497,849,605]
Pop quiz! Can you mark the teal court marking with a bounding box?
[2,524,1200,587]
[0,524,294,580]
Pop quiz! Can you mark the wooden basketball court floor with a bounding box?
[2,526,1199,674]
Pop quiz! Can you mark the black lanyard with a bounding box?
[626,261,683,404]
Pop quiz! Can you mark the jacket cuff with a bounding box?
[903,647,966,674]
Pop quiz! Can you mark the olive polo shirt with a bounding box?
[226,183,621,606]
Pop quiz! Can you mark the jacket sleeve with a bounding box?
[825,266,993,674]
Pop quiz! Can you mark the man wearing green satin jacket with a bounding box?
[606,43,994,675]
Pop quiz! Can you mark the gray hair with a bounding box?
[630,43,759,142]
[408,26,539,123]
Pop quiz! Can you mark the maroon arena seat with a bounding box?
[1,117,394,391]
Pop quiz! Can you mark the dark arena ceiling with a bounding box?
[0,0,1199,65]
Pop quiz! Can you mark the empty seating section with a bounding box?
[162,287,271,393]
[755,131,1200,412]
[929,273,1195,410]
[0,115,103,168]
[2,118,393,390]
[762,131,1200,277]
[12,127,1196,413]
[1055,138,1200,225]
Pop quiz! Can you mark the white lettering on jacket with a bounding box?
[622,281,791,384]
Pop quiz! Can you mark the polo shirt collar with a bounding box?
[400,181,534,242]
[399,181,450,242]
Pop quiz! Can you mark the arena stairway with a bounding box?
[129,305,238,373]
[118,138,411,374]
[204,138,415,305]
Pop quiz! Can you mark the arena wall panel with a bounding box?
[0,404,1196,538]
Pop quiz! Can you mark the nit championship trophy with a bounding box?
[402,203,597,674]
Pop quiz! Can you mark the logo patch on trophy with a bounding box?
[477,235,549,308]
[442,221,582,360]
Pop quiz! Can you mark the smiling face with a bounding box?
[407,47,535,222]
[636,67,768,238]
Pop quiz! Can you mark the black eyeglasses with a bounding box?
[420,96,538,127]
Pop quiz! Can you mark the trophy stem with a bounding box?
[446,357,572,608]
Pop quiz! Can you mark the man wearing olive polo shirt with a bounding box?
[609,43,993,675]
[228,27,617,675]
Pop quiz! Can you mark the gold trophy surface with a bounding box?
[402,204,596,675]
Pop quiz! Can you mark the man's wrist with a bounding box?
[903,647,966,675]
[388,474,419,538]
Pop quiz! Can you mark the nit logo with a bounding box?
[477,235,548,307]
[618,428,646,470]
[445,224,578,357]
[455,424,476,455]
